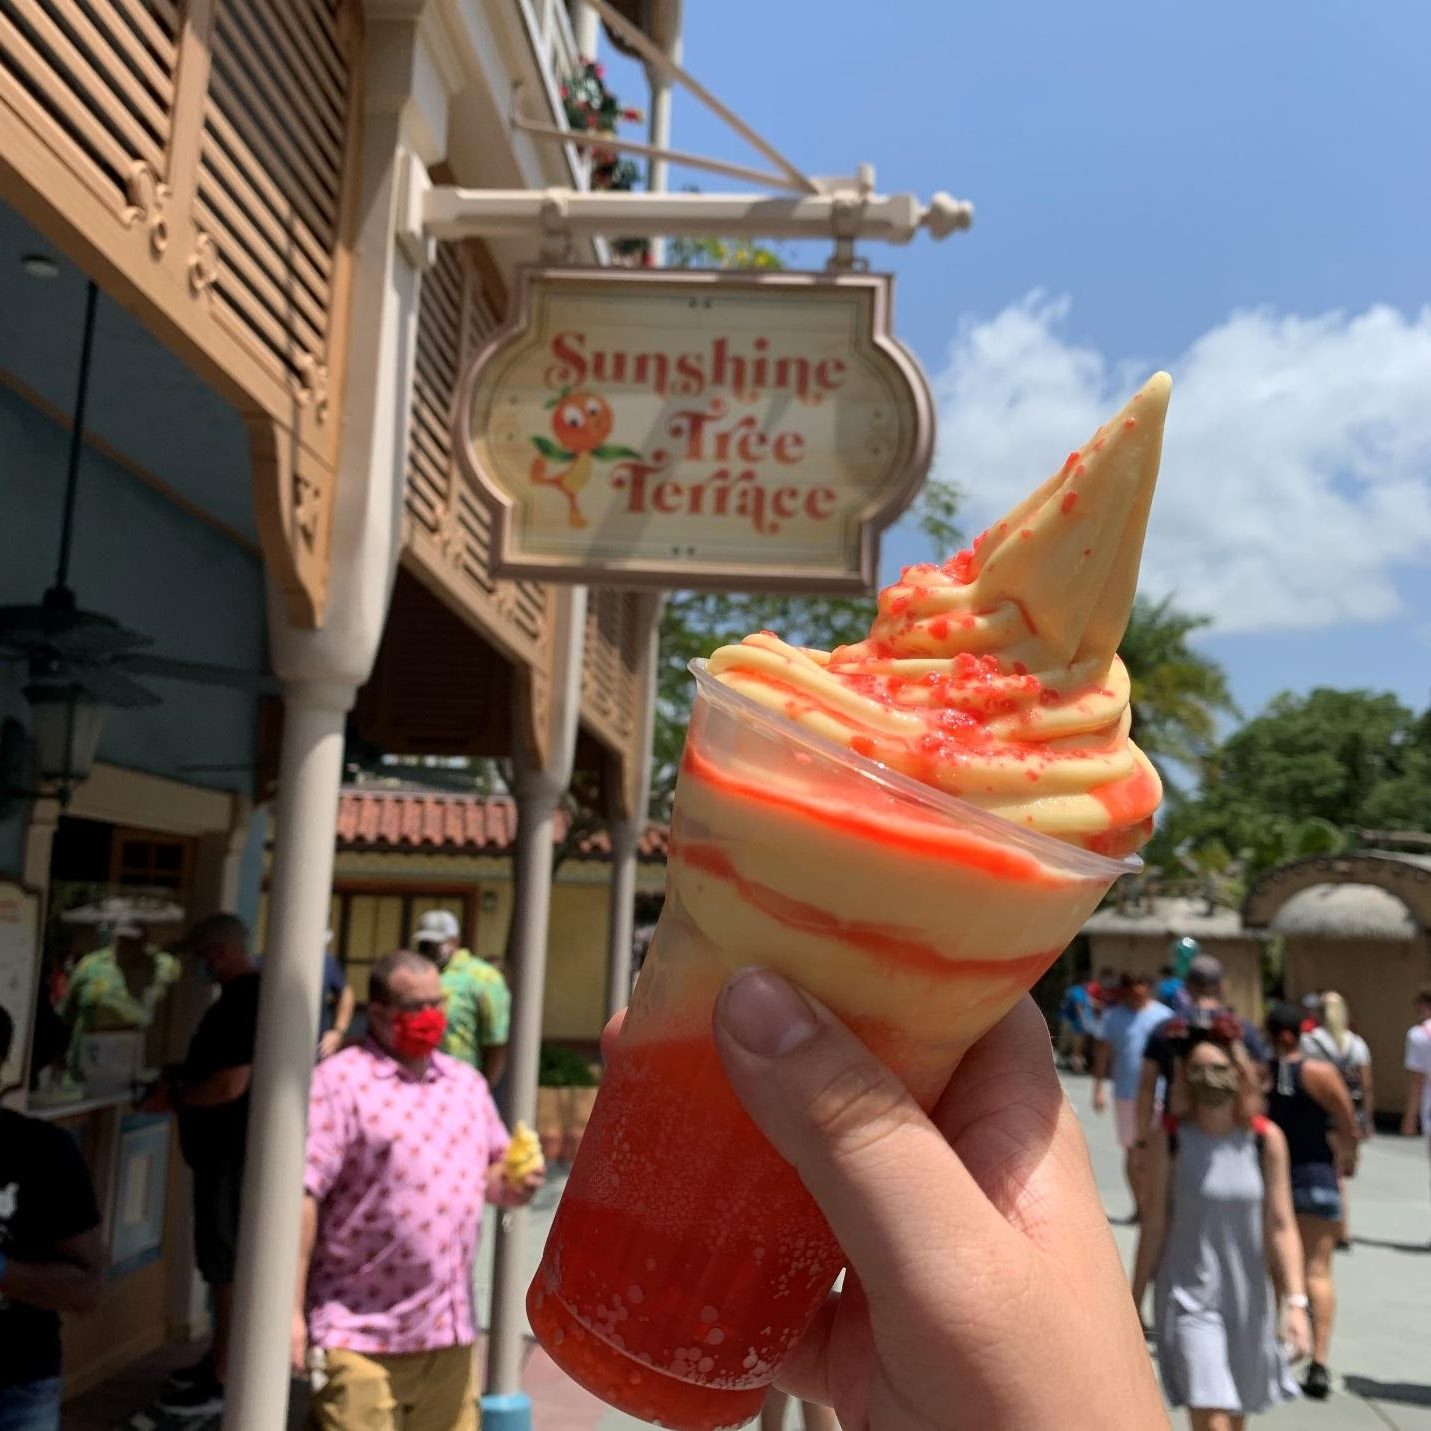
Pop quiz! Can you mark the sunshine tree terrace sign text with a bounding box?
[455,268,933,592]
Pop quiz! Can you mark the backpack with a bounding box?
[1305,1026,1365,1110]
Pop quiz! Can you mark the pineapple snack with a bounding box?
[502,1120,544,1187]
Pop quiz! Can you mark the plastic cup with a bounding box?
[528,661,1136,1428]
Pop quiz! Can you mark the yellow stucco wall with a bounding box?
[1282,935,1431,1118]
[313,851,664,1045]
[1087,933,1266,1026]
[545,881,613,1042]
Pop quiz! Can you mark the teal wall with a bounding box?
[0,664,25,877]
[0,382,265,877]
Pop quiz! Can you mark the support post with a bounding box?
[483,586,587,1431]
[605,593,661,1021]
[222,680,352,1428]
[604,814,640,1019]
[222,8,450,1425]
[571,0,599,59]
[644,0,681,267]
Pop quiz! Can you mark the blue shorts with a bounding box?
[1290,1163,1342,1222]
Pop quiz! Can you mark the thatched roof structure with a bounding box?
[1083,896,1246,939]
[1244,850,1431,930]
[1269,882,1418,942]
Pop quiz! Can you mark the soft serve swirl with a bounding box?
[707,374,1172,855]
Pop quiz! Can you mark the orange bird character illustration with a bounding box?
[530,389,640,528]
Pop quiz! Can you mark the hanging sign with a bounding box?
[454,268,934,592]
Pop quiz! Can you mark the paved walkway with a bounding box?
[68,1073,1431,1429]
[471,1075,1431,1431]
[1070,1070,1431,1430]
[492,1075,1431,1431]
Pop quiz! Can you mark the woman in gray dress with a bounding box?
[1131,1016,1310,1430]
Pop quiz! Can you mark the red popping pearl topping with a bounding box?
[942,528,994,585]
[705,372,1171,853]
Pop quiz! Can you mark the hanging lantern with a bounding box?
[23,673,106,803]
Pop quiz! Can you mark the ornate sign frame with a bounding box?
[453,267,934,593]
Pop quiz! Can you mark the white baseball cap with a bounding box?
[412,909,461,944]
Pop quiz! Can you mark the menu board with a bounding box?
[0,880,39,1096]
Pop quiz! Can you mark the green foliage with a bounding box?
[1149,687,1431,884]
[1212,689,1425,827]
[1118,595,1238,773]
[562,60,641,192]
[653,588,871,817]
[538,1041,600,1087]
[668,235,785,270]
[912,479,964,560]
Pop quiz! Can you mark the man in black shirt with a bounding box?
[1134,951,1272,1136]
[0,1003,104,1429]
[154,912,260,1418]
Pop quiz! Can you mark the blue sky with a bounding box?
[602,1,1431,721]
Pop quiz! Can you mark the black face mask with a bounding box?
[1185,1063,1239,1108]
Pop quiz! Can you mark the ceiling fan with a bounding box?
[0,279,276,806]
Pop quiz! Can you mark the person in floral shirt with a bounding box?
[293,949,541,1431]
[57,926,180,1081]
[412,910,510,1087]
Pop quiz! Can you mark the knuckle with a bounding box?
[803,1054,923,1163]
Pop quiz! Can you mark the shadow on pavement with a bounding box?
[1344,1375,1431,1408]
[1350,1234,1431,1254]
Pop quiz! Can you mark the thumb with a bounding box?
[713,967,1012,1315]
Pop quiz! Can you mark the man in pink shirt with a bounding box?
[292,950,542,1431]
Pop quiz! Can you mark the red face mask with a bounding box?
[388,1006,446,1059]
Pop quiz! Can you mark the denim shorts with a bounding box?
[1290,1162,1343,1222]
[0,1377,62,1431]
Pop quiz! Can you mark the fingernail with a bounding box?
[719,968,818,1058]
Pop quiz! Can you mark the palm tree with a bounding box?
[1119,595,1238,776]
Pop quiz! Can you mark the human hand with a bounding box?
[1338,1149,1358,1179]
[290,1309,309,1377]
[510,1169,545,1207]
[1092,1085,1107,1114]
[1282,1303,1312,1362]
[317,1030,343,1060]
[135,1066,177,1113]
[711,971,1168,1430]
[487,1163,545,1208]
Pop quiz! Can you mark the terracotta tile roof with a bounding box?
[336,787,668,860]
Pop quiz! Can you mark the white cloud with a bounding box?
[929,294,1431,634]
